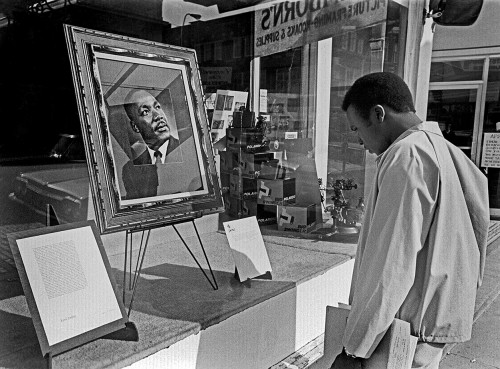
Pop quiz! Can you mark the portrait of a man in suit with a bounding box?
[121,89,181,199]
[123,89,180,165]
[95,54,207,205]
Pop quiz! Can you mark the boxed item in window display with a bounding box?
[257,178,296,205]
[277,203,319,233]
[227,196,277,225]
[220,150,238,173]
[258,159,287,180]
[238,152,275,178]
[232,110,255,128]
[220,172,230,193]
[226,128,268,153]
[229,174,258,199]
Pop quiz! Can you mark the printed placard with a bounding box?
[8,221,128,356]
[223,217,272,282]
[481,133,500,168]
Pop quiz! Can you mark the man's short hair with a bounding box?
[123,89,143,121]
[124,102,135,121]
[342,72,415,119]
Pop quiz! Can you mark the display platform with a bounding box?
[0,215,356,369]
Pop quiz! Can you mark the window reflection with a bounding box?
[0,0,408,236]
[260,47,304,138]
[427,88,477,158]
[430,60,484,82]
[327,24,381,229]
[327,1,406,227]
[483,58,500,208]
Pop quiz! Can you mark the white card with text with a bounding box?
[223,216,272,282]
[16,226,123,345]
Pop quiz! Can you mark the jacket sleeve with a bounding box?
[342,146,439,358]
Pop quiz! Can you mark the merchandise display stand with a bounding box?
[123,217,219,316]
[234,268,272,281]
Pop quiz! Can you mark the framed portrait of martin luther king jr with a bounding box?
[64,25,224,234]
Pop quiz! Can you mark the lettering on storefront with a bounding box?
[200,67,232,89]
[481,133,500,168]
[254,0,387,57]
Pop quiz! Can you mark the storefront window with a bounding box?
[430,59,484,82]
[326,0,407,234]
[483,57,500,209]
[260,47,304,137]
[483,58,500,134]
[0,4,254,228]
[250,0,407,237]
[169,13,253,95]
[427,88,478,159]
[0,0,409,238]
[327,23,384,209]
[427,58,484,162]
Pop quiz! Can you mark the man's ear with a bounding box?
[130,120,140,133]
[370,105,385,124]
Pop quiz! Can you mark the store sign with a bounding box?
[200,67,232,89]
[481,133,500,168]
[254,0,388,57]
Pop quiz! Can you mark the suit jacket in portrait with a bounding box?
[121,136,180,200]
[132,136,180,165]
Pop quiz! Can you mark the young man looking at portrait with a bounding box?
[331,72,489,369]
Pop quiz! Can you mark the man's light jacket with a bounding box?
[343,121,490,358]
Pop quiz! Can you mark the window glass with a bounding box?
[483,57,500,208]
[260,47,304,133]
[427,88,477,159]
[326,1,406,233]
[483,58,500,133]
[0,0,407,239]
[430,60,484,82]
[164,13,252,94]
[0,7,253,227]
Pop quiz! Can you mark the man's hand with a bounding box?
[329,350,363,369]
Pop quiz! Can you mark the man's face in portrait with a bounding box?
[126,90,171,148]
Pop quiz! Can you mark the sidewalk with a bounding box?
[440,222,500,369]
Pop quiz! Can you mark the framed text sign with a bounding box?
[64,25,224,233]
[7,221,128,357]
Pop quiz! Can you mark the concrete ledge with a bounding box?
[125,259,354,369]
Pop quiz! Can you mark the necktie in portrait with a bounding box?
[154,150,162,165]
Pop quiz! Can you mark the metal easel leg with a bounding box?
[126,229,151,317]
[122,228,151,314]
[172,221,218,290]
[123,231,128,304]
[129,230,133,289]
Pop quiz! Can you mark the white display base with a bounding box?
[125,258,354,369]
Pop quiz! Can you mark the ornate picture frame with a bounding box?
[64,25,223,233]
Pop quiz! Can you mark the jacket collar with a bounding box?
[376,121,443,163]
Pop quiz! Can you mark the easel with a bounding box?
[123,215,219,317]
